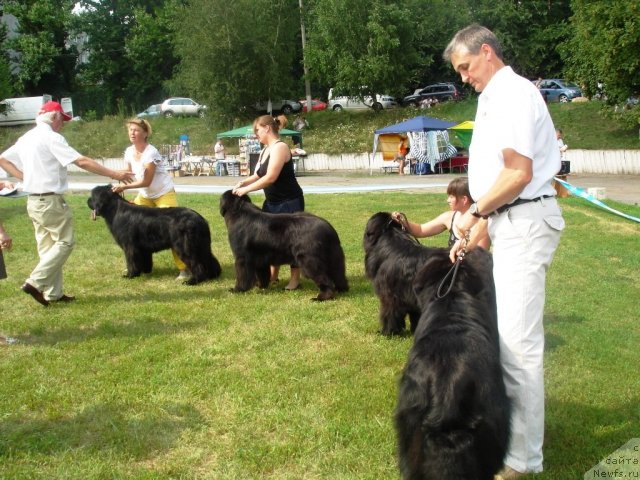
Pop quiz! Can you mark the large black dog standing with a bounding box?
[364,212,443,336]
[219,190,348,300]
[395,246,511,480]
[88,185,221,285]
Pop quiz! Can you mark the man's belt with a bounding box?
[28,192,57,196]
[493,195,554,216]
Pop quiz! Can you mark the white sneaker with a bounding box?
[176,270,191,281]
[495,466,527,479]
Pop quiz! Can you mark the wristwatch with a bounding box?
[469,202,488,219]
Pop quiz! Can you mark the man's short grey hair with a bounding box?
[443,24,504,62]
[35,111,59,126]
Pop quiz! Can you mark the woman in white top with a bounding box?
[112,118,189,280]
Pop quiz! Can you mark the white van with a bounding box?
[327,88,397,112]
[0,95,53,126]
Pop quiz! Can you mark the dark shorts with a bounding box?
[262,196,305,214]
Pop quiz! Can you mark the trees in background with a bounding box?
[1,0,76,97]
[303,0,418,99]
[171,0,301,123]
[0,0,638,125]
[0,23,12,111]
[70,0,178,116]
[562,0,639,129]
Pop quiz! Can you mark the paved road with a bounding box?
[68,172,639,205]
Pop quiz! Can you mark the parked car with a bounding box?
[535,79,582,103]
[299,98,327,112]
[254,99,302,115]
[402,83,463,107]
[137,104,162,118]
[160,97,207,117]
[327,88,397,111]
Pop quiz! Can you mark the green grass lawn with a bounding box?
[1,191,639,479]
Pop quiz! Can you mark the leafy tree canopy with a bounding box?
[305,0,418,99]
[2,0,76,96]
[172,0,301,123]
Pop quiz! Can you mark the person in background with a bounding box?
[444,25,565,479]
[0,181,14,254]
[232,114,305,291]
[0,194,15,345]
[0,101,134,307]
[391,177,490,249]
[214,139,226,176]
[292,115,308,149]
[293,114,308,131]
[1,196,14,343]
[394,136,410,175]
[111,118,190,281]
[556,128,568,160]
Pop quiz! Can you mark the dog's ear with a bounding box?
[220,190,247,217]
[219,190,232,217]
[412,252,453,295]
[457,249,495,297]
[363,212,389,249]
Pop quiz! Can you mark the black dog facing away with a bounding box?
[88,185,221,285]
[219,190,348,301]
[395,247,511,480]
[364,212,444,336]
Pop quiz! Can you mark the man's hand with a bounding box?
[0,231,12,251]
[455,210,479,239]
[114,171,135,184]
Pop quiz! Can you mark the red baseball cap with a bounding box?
[39,101,72,121]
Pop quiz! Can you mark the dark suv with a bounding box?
[402,83,463,106]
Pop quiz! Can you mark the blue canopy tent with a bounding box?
[371,116,457,174]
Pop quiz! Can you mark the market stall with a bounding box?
[216,125,303,175]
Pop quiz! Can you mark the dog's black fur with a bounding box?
[395,247,510,480]
[219,190,348,300]
[364,212,443,335]
[88,185,221,285]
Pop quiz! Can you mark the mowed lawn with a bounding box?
[0,190,638,479]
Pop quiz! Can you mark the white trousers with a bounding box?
[489,197,564,473]
[26,195,75,300]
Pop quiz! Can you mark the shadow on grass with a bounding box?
[20,317,206,346]
[544,396,640,477]
[0,401,203,459]
[544,312,586,353]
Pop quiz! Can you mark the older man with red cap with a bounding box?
[0,101,133,306]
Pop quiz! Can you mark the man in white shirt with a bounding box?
[0,101,133,307]
[213,139,225,176]
[444,25,565,479]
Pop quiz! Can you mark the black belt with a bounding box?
[29,192,57,196]
[494,195,554,215]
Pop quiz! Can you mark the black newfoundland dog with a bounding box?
[364,212,443,336]
[395,247,510,480]
[219,190,348,300]
[88,185,221,285]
